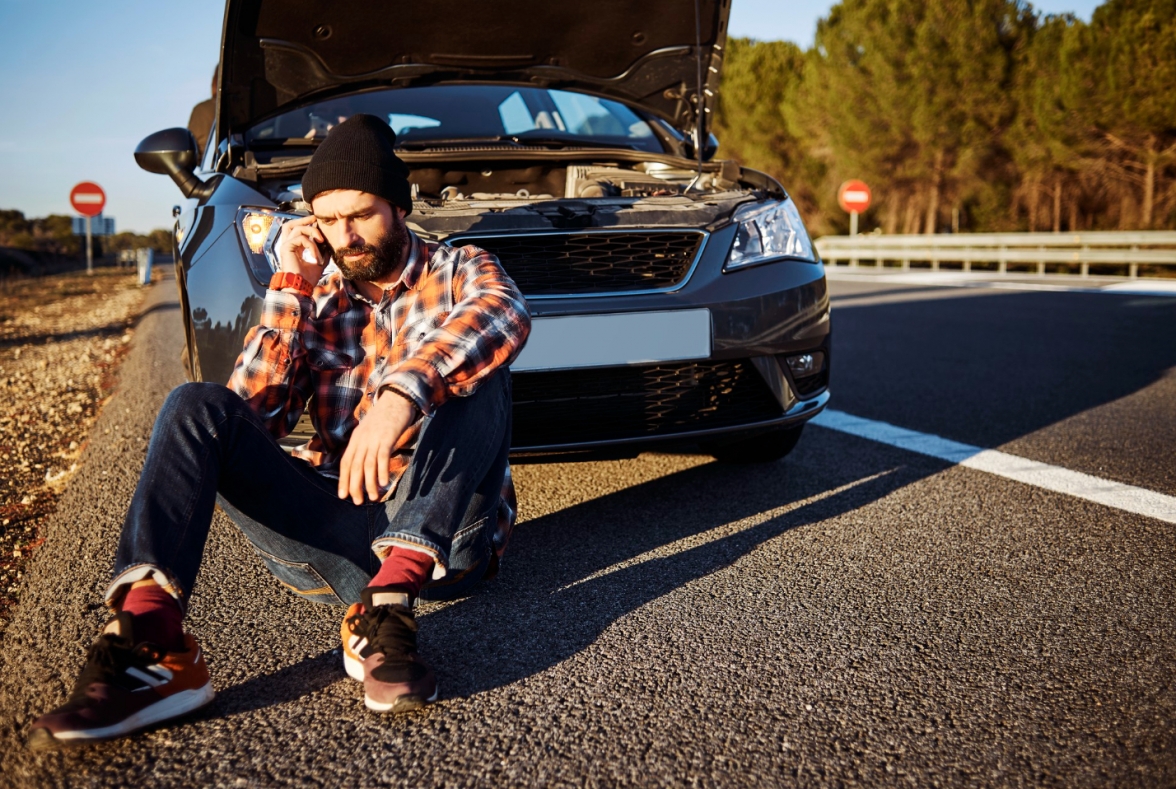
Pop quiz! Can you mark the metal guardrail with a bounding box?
[814,231,1176,278]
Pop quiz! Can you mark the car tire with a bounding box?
[702,424,805,464]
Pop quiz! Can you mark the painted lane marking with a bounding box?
[811,410,1176,525]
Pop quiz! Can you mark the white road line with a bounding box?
[812,409,1176,524]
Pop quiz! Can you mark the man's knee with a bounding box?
[158,382,241,429]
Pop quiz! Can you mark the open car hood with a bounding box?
[216,0,729,139]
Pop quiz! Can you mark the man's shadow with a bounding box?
[210,432,935,715]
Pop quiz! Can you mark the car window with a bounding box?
[549,91,653,139]
[389,113,442,135]
[246,85,663,153]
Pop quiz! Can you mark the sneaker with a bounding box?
[27,612,214,749]
[341,588,437,713]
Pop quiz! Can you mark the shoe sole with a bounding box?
[346,652,438,712]
[364,685,439,714]
[27,682,216,750]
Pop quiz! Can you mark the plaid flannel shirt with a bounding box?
[227,229,530,493]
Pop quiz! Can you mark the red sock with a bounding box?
[367,547,434,599]
[119,581,185,652]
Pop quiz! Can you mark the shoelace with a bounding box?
[68,635,162,702]
[354,605,418,659]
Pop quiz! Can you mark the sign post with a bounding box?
[70,182,106,275]
[837,179,872,237]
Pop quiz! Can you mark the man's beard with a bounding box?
[332,217,409,283]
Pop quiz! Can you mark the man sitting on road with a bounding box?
[28,114,531,748]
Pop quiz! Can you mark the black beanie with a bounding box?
[301,114,413,215]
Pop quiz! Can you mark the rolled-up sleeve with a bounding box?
[226,289,314,437]
[379,247,531,414]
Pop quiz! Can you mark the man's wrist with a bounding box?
[377,385,422,416]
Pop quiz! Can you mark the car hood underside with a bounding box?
[218,0,728,136]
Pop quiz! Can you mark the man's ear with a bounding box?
[394,206,407,221]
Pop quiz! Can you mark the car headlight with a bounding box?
[235,208,302,284]
[725,199,818,271]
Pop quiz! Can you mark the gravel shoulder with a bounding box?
[0,268,147,624]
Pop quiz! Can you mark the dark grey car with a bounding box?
[136,0,830,463]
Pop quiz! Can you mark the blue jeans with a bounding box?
[105,373,511,610]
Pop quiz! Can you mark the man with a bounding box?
[28,114,531,748]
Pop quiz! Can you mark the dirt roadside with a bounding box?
[0,267,149,624]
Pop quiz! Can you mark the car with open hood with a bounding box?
[136,0,830,463]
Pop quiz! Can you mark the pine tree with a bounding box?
[1062,0,1176,228]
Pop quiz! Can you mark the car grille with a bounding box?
[450,231,704,296]
[510,360,783,448]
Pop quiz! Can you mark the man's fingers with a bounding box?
[377,439,394,489]
[363,445,379,502]
[349,448,367,505]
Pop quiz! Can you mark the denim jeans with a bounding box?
[106,372,511,610]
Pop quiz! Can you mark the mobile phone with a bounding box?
[299,223,334,265]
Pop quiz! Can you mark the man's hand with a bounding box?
[277,215,329,284]
[337,389,419,504]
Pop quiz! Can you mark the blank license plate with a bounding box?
[511,309,711,373]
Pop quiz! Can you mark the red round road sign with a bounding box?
[837,179,872,213]
[70,181,106,217]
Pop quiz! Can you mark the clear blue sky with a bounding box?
[0,0,1101,233]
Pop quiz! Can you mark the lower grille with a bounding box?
[510,360,783,448]
[450,231,704,296]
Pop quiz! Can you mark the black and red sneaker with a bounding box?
[26,612,214,749]
[341,588,437,713]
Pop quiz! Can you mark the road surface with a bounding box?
[1,268,1173,787]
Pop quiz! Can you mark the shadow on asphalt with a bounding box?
[204,441,938,712]
[197,650,345,720]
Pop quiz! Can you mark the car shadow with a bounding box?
[209,431,936,715]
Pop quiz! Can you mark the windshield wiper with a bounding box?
[395,136,516,150]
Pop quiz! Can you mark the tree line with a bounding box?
[712,0,1176,235]
[0,209,170,262]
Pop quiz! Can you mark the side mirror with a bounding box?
[134,128,214,199]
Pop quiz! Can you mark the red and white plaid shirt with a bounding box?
[227,229,530,490]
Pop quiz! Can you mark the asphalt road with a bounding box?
[1,269,1173,787]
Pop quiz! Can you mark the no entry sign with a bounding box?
[837,180,871,214]
[70,182,106,217]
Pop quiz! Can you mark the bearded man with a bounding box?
[28,114,531,748]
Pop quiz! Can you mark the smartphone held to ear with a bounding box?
[301,229,334,265]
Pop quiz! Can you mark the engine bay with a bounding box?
[405,160,743,204]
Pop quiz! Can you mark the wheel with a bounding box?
[702,424,805,464]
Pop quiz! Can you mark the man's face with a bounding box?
[311,190,408,283]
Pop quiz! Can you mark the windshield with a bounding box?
[246,85,663,153]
